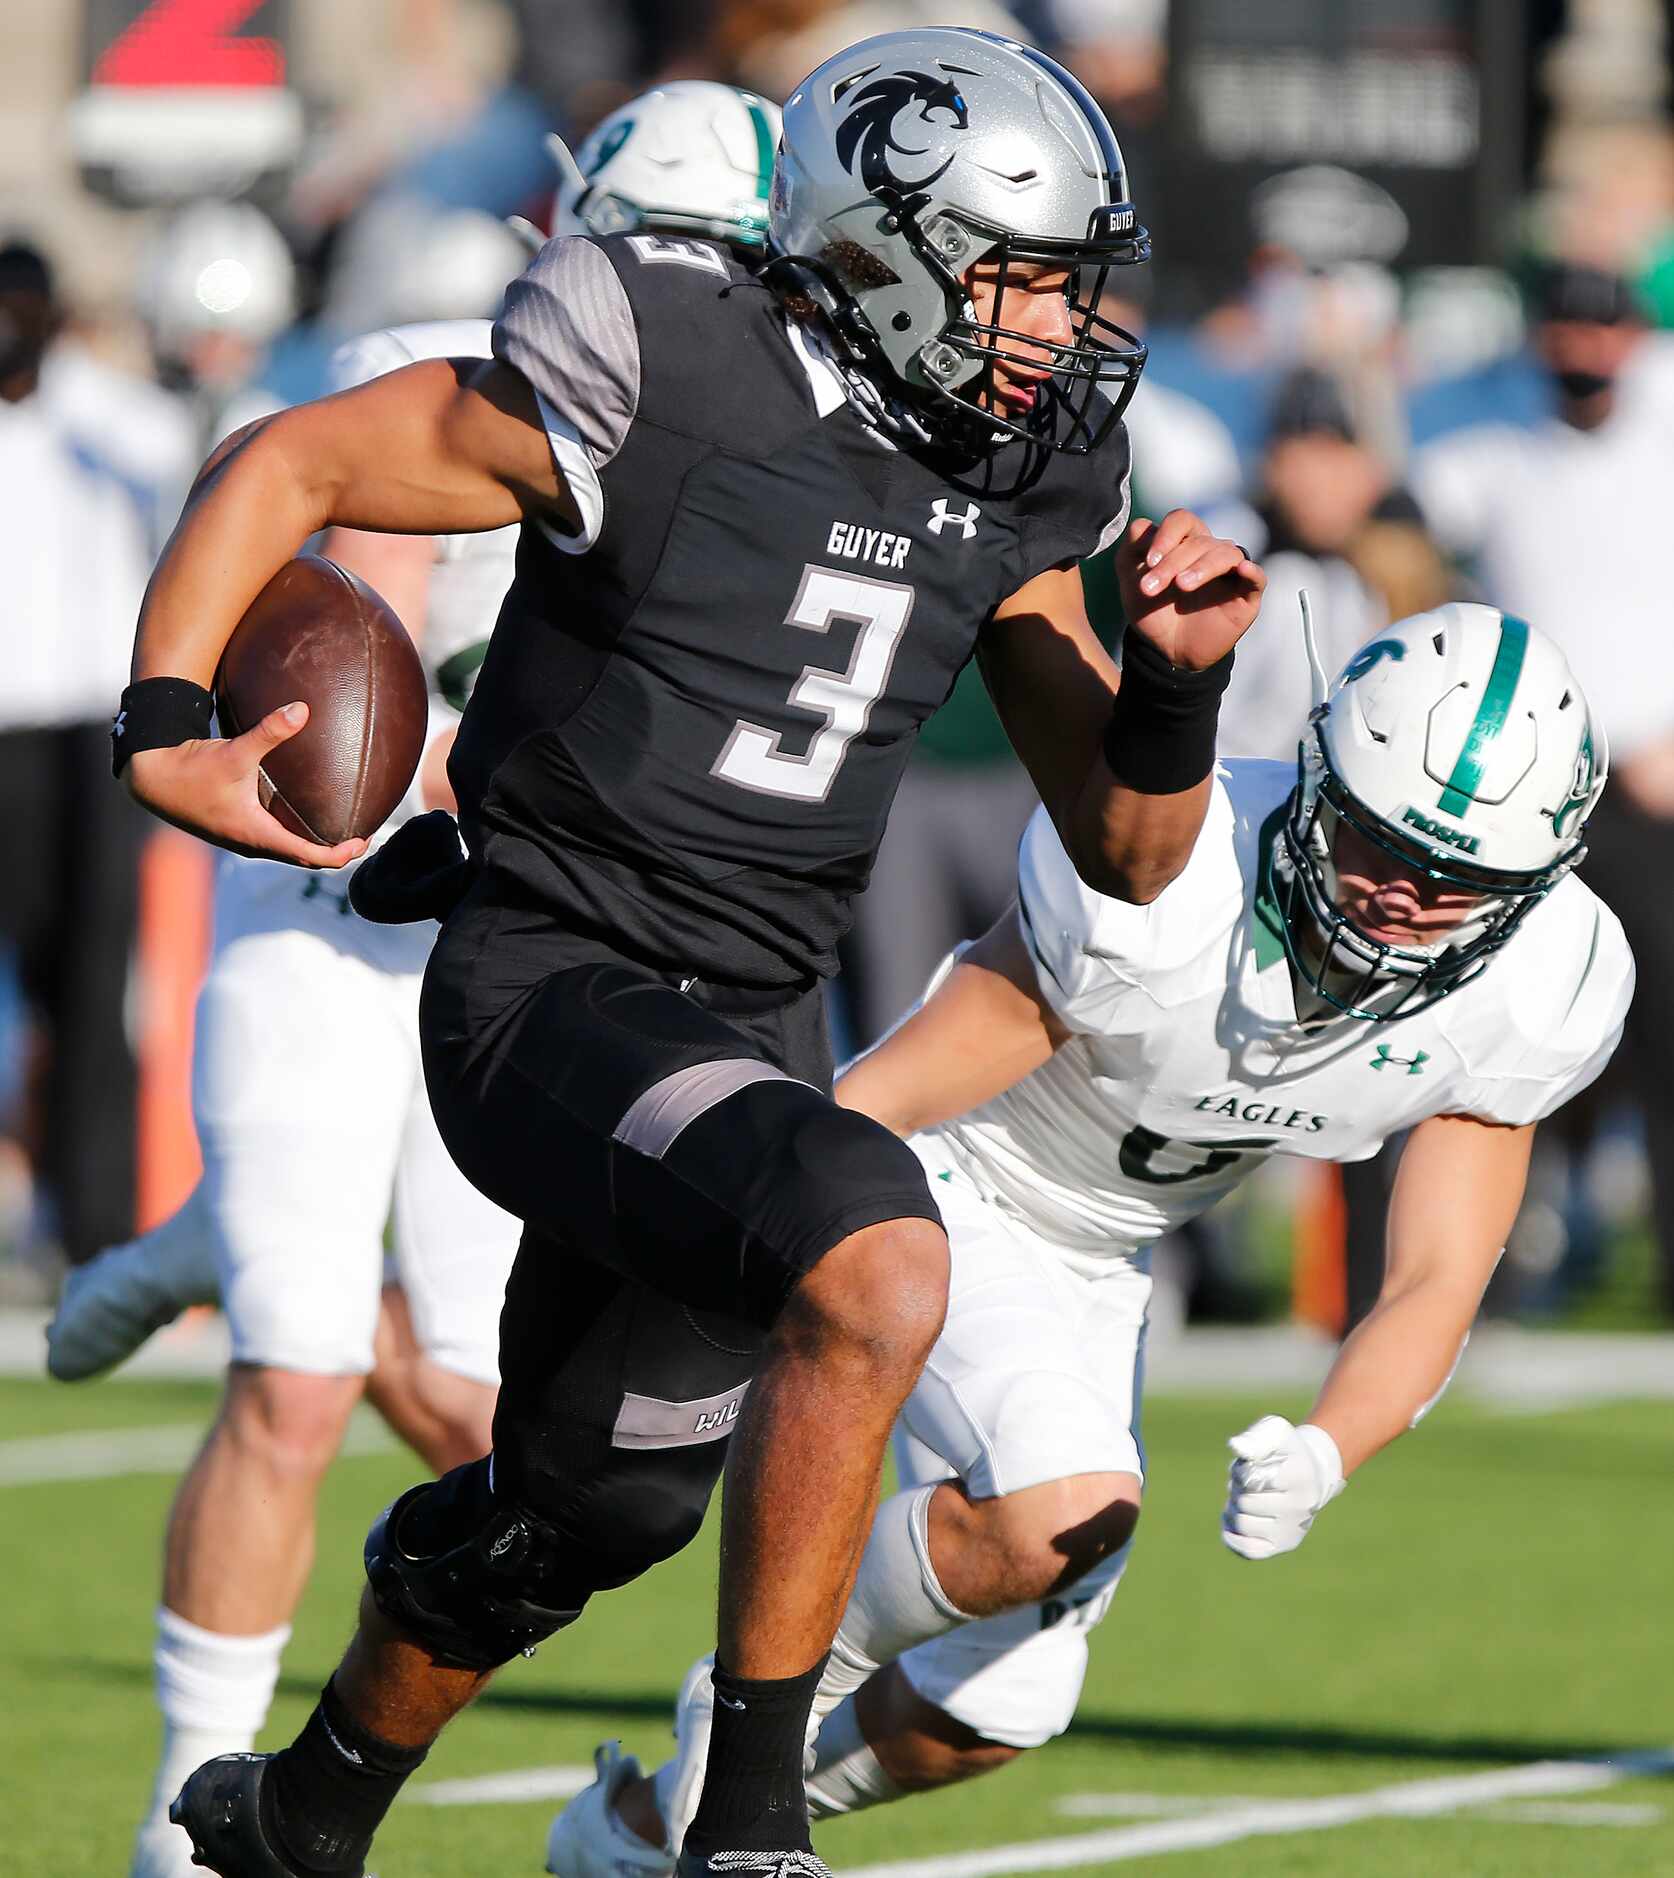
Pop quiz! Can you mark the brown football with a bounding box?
[215,555,428,846]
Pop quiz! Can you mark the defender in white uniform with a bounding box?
[550,603,1632,1874]
[50,81,782,1878]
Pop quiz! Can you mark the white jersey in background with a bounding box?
[326,318,519,697]
[919,759,1632,1274]
[214,318,519,906]
[53,317,528,1389]
[191,316,526,1376]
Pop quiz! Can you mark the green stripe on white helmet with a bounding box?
[1276,603,1606,1020]
[550,82,782,253]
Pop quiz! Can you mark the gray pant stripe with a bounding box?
[612,1383,750,1450]
[612,1057,798,1161]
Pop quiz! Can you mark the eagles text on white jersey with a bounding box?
[918,760,1632,1276]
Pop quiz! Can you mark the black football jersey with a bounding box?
[451,232,1130,991]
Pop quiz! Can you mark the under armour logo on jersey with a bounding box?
[928,498,981,540]
[1370,1045,1429,1075]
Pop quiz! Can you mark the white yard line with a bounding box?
[3,1311,1671,1404]
[0,1409,393,1485]
[841,1750,1674,1877]
[1055,1794,1263,1819]
[409,1765,594,1807]
[1483,1801,1664,1827]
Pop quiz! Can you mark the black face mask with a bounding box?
[1555,367,1613,402]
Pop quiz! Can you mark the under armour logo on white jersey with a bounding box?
[928,498,981,540]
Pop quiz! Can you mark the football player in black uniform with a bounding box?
[116,30,1264,1878]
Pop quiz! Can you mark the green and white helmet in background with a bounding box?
[548,81,781,252]
[1278,603,1608,1019]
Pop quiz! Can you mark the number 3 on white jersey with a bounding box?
[712,565,915,803]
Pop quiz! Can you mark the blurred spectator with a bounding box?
[509,0,711,129]
[703,0,1029,103]
[0,240,193,1270]
[1027,0,1166,123]
[1217,367,1445,764]
[293,0,553,233]
[1414,258,1674,1312]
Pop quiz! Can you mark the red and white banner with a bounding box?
[71,0,304,204]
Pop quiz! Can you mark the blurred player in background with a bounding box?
[0,239,193,1276]
[1415,259,1674,1314]
[135,199,299,450]
[48,80,785,1878]
[551,606,1631,1873]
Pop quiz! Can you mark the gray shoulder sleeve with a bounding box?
[493,236,640,468]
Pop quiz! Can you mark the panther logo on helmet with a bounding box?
[834,69,971,195]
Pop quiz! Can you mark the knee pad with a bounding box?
[364,1459,586,1671]
[630,1075,942,1322]
[368,1429,735,1669]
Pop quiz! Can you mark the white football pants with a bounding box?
[192,855,519,1382]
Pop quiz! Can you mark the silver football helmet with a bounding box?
[136,199,296,363]
[1276,603,1607,1021]
[768,28,1149,453]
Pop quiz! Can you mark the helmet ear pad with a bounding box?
[812,201,994,398]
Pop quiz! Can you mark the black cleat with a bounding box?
[677,1852,832,1878]
[168,1753,367,1877]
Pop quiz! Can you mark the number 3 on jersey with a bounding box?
[712,565,915,803]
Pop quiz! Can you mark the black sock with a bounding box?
[261,1678,430,1876]
[682,1655,828,1859]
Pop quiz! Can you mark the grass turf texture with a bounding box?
[3,1377,1669,1876]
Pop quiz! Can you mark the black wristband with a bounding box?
[111,677,215,777]
[1101,632,1234,796]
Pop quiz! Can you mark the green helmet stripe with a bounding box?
[744,96,776,206]
[1437,613,1529,817]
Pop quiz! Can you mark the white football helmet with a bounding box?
[548,81,782,252]
[767,28,1149,453]
[1277,603,1607,1019]
[136,199,295,361]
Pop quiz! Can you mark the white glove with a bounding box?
[1221,1414,1345,1561]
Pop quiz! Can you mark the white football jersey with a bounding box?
[328,318,520,695]
[919,760,1632,1275]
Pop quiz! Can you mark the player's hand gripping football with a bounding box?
[1220,1414,1345,1561]
[1115,510,1265,670]
[124,705,368,869]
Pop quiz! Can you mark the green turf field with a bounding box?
[3,1375,1670,1876]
